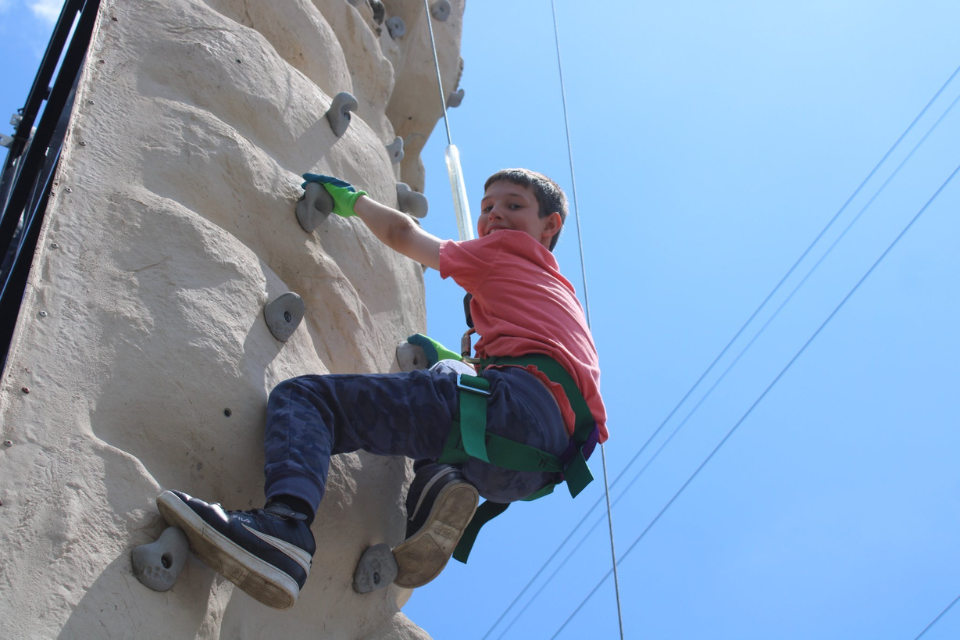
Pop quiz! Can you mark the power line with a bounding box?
[549,159,960,639]
[915,593,960,639]
[482,61,960,639]
[600,70,960,575]
[480,493,602,638]
[501,90,958,629]
[493,95,957,623]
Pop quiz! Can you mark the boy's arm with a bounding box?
[354,195,441,271]
[304,173,441,270]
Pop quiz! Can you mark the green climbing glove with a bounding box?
[407,334,462,367]
[302,173,367,217]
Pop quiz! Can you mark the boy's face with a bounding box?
[478,180,562,250]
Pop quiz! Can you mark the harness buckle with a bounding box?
[456,374,490,396]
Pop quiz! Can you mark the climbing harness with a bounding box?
[437,352,600,562]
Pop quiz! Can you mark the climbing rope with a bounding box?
[421,2,625,635]
[422,0,473,241]
[423,0,453,147]
[549,2,626,638]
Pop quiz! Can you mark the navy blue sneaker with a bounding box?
[156,490,315,609]
[393,464,478,588]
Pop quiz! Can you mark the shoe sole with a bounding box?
[392,481,479,588]
[156,491,299,610]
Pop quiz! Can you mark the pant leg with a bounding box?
[263,365,571,512]
[263,369,459,513]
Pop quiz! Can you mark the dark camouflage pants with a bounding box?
[263,366,570,512]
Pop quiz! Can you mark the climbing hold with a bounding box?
[296,181,335,233]
[447,88,464,108]
[396,340,429,372]
[369,0,385,24]
[396,182,428,219]
[431,0,451,21]
[131,526,189,592]
[347,0,384,25]
[386,137,404,164]
[386,16,405,39]
[325,92,358,138]
[353,543,399,594]
[264,292,305,342]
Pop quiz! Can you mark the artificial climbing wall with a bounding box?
[0,0,464,637]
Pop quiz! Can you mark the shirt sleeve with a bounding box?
[439,234,505,293]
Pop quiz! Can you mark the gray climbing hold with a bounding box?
[386,137,404,164]
[296,181,334,233]
[396,340,429,372]
[347,0,384,25]
[326,92,358,137]
[396,182,428,219]
[369,0,385,24]
[431,0,451,21]
[353,543,399,594]
[131,526,189,592]
[264,292,305,342]
[386,16,405,39]
[447,88,464,108]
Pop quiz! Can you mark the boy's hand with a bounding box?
[407,334,462,366]
[302,174,367,217]
[306,174,442,270]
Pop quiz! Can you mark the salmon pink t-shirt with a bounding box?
[439,230,608,442]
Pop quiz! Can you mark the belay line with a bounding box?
[422,0,473,242]
[549,0,626,638]
[420,1,626,637]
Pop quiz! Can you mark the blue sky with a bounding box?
[3,2,959,639]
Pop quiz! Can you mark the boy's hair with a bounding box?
[484,168,567,251]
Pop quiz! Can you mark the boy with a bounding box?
[157,169,608,610]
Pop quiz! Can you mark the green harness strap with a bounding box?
[481,355,597,494]
[438,354,597,562]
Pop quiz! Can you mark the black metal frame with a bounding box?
[0,0,102,371]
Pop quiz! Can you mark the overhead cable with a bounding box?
[499,87,959,630]
[530,87,960,635]
[483,61,960,639]
[914,593,960,639]
[549,159,960,639]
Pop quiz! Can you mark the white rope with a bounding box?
[422,0,474,241]
[551,1,625,637]
[423,0,453,146]
[422,2,625,634]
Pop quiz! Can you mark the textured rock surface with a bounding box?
[0,0,463,637]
